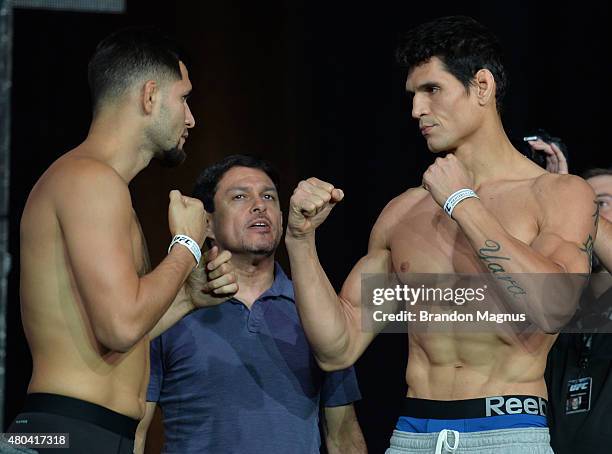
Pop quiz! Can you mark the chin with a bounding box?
[426,138,454,153]
[245,238,279,256]
[246,247,275,257]
[157,147,186,168]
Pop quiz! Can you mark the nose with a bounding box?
[185,102,195,128]
[411,93,429,120]
[251,196,267,213]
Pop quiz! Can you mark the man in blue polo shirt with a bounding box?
[136,155,365,454]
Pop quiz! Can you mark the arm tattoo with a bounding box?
[580,234,594,272]
[478,239,526,297]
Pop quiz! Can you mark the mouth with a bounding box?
[420,124,436,136]
[248,218,272,233]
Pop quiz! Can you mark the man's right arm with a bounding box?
[57,161,205,352]
[285,178,392,371]
[134,402,157,454]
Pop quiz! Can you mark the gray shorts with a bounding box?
[386,428,554,454]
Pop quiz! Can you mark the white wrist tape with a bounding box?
[443,189,479,218]
[168,234,202,267]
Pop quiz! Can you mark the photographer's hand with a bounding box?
[527,139,569,174]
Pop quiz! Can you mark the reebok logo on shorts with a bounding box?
[485,396,547,417]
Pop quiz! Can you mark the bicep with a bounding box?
[531,176,597,273]
[339,216,393,308]
[336,220,393,362]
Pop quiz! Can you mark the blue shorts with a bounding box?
[396,395,548,433]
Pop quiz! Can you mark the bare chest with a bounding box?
[389,186,540,274]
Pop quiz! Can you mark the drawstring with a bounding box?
[435,429,460,454]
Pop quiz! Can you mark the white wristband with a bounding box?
[443,189,479,218]
[168,234,202,267]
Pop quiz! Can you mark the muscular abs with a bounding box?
[388,181,554,400]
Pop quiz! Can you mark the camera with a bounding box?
[519,128,569,169]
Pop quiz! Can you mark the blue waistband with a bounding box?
[396,414,548,433]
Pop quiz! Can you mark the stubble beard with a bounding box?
[156,144,186,168]
[241,230,282,257]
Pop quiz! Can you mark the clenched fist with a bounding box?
[422,154,475,208]
[168,189,206,246]
[187,246,238,308]
[286,177,344,239]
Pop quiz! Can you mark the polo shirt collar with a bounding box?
[259,262,294,302]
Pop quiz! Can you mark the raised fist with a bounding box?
[168,190,206,246]
[422,154,474,208]
[286,177,344,239]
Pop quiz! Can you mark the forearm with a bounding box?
[286,235,357,368]
[134,402,156,454]
[114,246,195,350]
[148,286,193,339]
[453,199,582,330]
[454,199,564,273]
[323,406,367,454]
[594,217,612,272]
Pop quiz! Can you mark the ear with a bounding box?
[141,80,158,115]
[204,211,215,240]
[474,69,496,106]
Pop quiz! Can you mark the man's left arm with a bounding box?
[320,366,366,453]
[149,246,237,339]
[423,155,596,331]
[322,404,367,454]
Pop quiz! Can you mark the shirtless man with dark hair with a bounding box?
[7,28,236,453]
[285,16,596,453]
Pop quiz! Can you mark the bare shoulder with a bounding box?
[370,186,428,247]
[34,154,130,209]
[48,154,126,189]
[531,173,595,207]
[377,186,428,227]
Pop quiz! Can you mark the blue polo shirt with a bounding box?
[148,264,361,454]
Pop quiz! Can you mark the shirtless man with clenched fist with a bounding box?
[8,29,236,453]
[285,16,596,453]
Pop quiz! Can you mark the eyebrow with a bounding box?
[226,186,278,193]
[596,193,612,198]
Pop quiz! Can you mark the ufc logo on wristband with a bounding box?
[444,189,479,218]
[168,234,202,267]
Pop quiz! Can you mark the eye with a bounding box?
[427,86,440,94]
[263,194,276,200]
[233,194,246,200]
[598,200,609,208]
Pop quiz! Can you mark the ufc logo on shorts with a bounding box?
[485,396,547,417]
[569,383,589,392]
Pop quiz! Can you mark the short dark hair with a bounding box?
[396,15,508,112]
[193,154,281,212]
[88,27,183,113]
[582,168,612,180]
